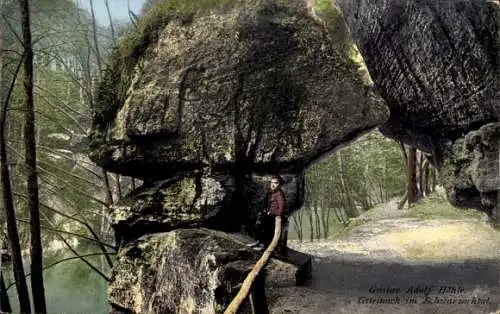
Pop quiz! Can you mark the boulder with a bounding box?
[110,172,239,243]
[335,0,499,215]
[335,0,499,155]
[441,123,500,220]
[110,170,306,243]
[89,0,388,180]
[108,228,310,314]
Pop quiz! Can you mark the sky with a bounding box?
[78,0,146,25]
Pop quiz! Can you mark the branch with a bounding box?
[40,210,110,281]
[6,252,114,291]
[0,51,24,128]
[224,216,282,313]
[16,217,115,251]
[5,141,103,180]
[13,194,116,250]
[1,15,22,46]
[6,143,107,206]
[34,83,83,116]
[104,0,116,44]
[8,107,76,135]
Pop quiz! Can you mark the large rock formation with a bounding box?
[335,0,499,219]
[109,229,311,314]
[441,122,500,221]
[89,0,387,313]
[109,229,261,314]
[89,0,387,180]
[90,0,500,312]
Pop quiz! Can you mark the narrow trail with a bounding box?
[268,200,500,314]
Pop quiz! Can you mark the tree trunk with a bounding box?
[431,167,437,192]
[424,160,431,195]
[291,211,303,242]
[418,151,425,197]
[313,206,321,240]
[322,207,331,239]
[337,152,357,217]
[104,0,116,43]
[407,147,421,205]
[19,0,47,311]
[0,132,31,313]
[307,206,314,242]
[102,169,113,206]
[0,3,31,311]
[399,141,408,166]
[0,271,12,313]
[398,191,408,210]
[89,0,114,209]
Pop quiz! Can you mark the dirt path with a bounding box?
[268,204,500,314]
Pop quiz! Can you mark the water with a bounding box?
[2,248,110,314]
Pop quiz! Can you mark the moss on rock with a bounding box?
[109,228,310,313]
[440,122,500,215]
[110,174,237,243]
[89,0,387,178]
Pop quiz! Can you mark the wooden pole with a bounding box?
[224,216,282,314]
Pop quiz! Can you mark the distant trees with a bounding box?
[398,143,437,209]
[289,130,440,241]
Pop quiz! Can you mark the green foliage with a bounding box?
[407,193,484,220]
[289,130,407,240]
[5,250,111,313]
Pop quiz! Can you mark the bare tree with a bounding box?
[104,0,116,43]
[0,271,12,313]
[89,0,115,208]
[19,0,47,311]
[0,31,31,314]
[307,206,314,242]
[291,210,303,242]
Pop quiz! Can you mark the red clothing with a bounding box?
[269,190,286,216]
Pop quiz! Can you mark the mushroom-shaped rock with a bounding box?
[89,0,388,180]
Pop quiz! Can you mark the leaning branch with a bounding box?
[6,252,114,291]
[224,216,282,314]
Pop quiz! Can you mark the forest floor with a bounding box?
[268,193,500,314]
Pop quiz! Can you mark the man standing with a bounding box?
[247,175,288,254]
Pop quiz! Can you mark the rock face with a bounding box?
[90,0,386,313]
[335,0,499,215]
[89,0,387,180]
[111,170,306,244]
[110,171,239,243]
[441,123,500,221]
[109,229,258,314]
[109,229,310,314]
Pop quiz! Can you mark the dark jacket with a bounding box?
[269,189,286,216]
